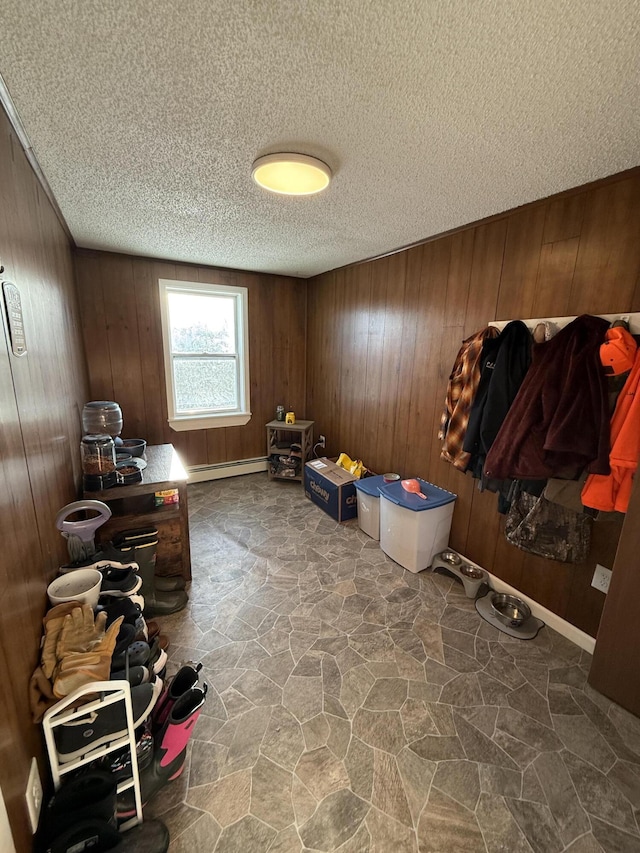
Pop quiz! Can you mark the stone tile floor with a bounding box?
[150,474,640,852]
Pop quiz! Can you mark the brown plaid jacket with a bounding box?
[439,326,499,470]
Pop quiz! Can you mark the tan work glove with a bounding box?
[41,601,83,679]
[53,615,124,698]
[56,605,126,660]
[53,652,102,698]
[55,605,103,658]
[30,665,57,723]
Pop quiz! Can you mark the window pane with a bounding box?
[168,292,236,354]
[173,359,238,412]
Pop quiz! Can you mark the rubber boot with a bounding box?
[114,819,169,851]
[122,536,188,617]
[117,683,207,818]
[114,531,188,616]
[152,662,202,732]
[38,769,118,852]
[135,538,188,617]
[44,819,121,853]
[112,529,186,592]
[154,574,187,592]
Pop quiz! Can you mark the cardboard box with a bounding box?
[304,457,358,522]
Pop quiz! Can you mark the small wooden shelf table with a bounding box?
[266,419,314,484]
[83,443,191,582]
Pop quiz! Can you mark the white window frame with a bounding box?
[158,279,251,431]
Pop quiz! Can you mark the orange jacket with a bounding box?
[581,350,640,513]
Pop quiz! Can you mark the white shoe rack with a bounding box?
[42,680,142,831]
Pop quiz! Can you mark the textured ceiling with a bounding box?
[0,1,639,278]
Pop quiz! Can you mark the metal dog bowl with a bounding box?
[460,563,484,580]
[489,592,531,627]
[439,550,461,566]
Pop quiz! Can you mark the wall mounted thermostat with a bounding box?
[2,281,27,357]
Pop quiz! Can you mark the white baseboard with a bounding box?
[452,551,596,654]
[188,457,268,483]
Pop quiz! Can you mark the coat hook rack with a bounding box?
[489,313,640,336]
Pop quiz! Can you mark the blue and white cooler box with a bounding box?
[379,478,457,573]
[354,474,388,540]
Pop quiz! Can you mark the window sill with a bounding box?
[169,412,252,431]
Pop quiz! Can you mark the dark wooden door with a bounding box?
[588,464,640,716]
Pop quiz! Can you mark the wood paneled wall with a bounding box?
[0,109,89,851]
[74,251,306,469]
[306,170,640,638]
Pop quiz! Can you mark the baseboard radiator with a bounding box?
[188,457,268,483]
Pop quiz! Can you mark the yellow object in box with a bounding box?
[155,488,179,507]
[336,452,351,470]
[285,411,296,424]
[336,452,366,479]
[351,460,365,479]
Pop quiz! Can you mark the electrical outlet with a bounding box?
[318,434,326,448]
[591,564,612,594]
[25,758,42,834]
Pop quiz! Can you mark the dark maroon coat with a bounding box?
[484,314,610,480]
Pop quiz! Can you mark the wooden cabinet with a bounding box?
[83,444,191,581]
[266,419,314,483]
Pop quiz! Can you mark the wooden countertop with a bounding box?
[83,443,187,500]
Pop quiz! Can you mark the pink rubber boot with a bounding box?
[117,682,207,818]
[152,661,202,732]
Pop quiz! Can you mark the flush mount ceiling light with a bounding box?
[251,153,331,196]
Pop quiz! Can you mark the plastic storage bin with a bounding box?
[354,475,387,540]
[379,478,456,573]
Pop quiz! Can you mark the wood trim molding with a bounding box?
[0,74,74,245]
[339,165,640,276]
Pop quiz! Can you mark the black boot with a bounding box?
[112,536,186,592]
[114,820,169,851]
[38,769,119,852]
[113,530,188,617]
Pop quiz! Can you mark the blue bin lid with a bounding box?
[378,478,457,511]
[354,474,387,497]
